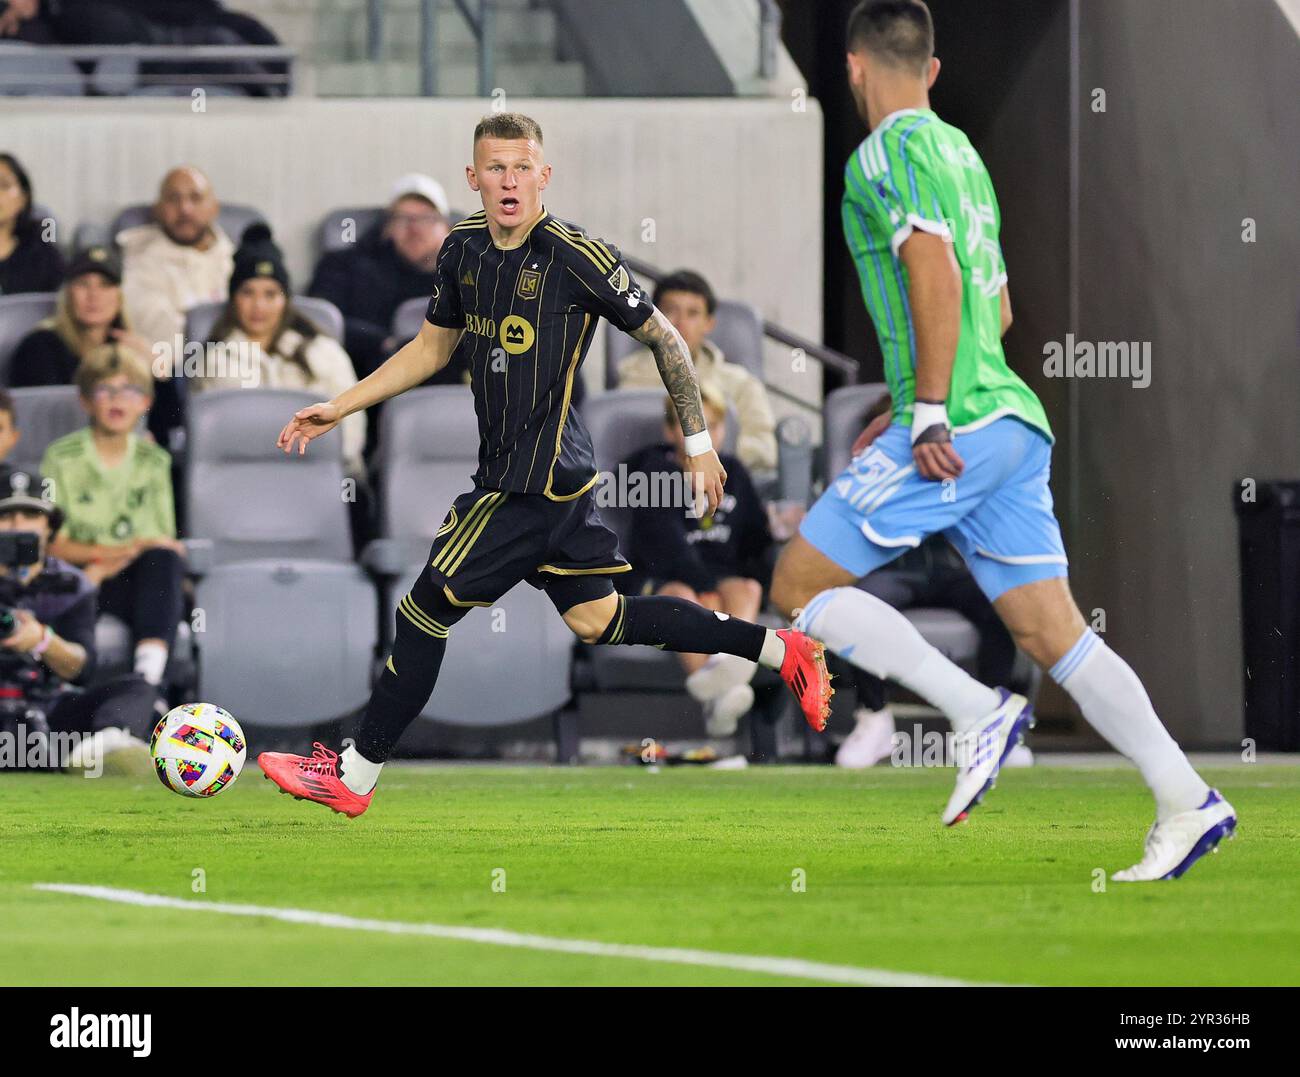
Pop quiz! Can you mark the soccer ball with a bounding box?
[150,703,247,798]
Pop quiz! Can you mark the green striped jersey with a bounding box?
[842,108,1051,439]
[426,207,654,499]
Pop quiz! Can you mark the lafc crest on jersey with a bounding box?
[516,267,541,301]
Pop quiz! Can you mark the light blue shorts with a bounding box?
[800,417,1068,601]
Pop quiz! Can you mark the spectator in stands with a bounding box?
[0,490,161,774]
[0,389,38,498]
[617,269,777,473]
[42,346,184,693]
[8,245,181,446]
[308,174,454,382]
[829,393,1021,768]
[40,1,286,96]
[0,0,54,42]
[0,153,64,295]
[622,386,772,736]
[198,223,367,480]
[117,165,234,353]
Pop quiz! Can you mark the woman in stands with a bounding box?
[199,223,366,480]
[7,244,183,447]
[0,153,64,295]
[41,346,185,696]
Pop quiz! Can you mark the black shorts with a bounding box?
[426,485,630,610]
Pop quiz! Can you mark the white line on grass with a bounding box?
[35,883,982,987]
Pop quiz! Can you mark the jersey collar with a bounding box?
[491,204,549,251]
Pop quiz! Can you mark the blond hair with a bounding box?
[473,112,543,145]
[75,344,154,399]
[41,281,131,359]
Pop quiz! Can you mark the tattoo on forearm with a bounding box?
[630,308,705,435]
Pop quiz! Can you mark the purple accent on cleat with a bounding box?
[1162,790,1237,880]
[948,688,1035,823]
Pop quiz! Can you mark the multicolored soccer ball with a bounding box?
[150,703,247,798]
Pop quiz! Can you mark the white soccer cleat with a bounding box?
[835,707,895,769]
[942,688,1033,826]
[1111,790,1237,882]
[64,727,152,777]
[686,653,757,703]
[704,682,755,737]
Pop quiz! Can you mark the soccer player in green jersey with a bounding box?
[771,1,1234,881]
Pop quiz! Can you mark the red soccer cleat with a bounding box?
[258,742,372,818]
[776,628,834,732]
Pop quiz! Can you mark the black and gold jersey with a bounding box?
[425,206,655,499]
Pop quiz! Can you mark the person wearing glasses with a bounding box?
[308,174,455,384]
[41,346,184,694]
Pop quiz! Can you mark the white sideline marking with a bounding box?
[35,883,980,987]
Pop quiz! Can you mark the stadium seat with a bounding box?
[185,389,351,564]
[0,43,83,96]
[7,386,86,477]
[183,295,345,346]
[194,559,377,727]
[0,292,57,384]
[604,297,764,389]
[389,296,428,348]
[822,382,889,482]
[317,206,470,255]
[109,202,266,245]
[369,385,575,733]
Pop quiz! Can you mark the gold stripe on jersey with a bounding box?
[434,507,458,538]
[607,595,627,644]
[449,210,488,233]
[546,219,616,268]
[432,490,499,572]
[443,490,507,577]
[544,221,615,273]
[542,313,596,501]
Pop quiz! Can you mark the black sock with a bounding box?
[355,594,455,762]
[596,594,766,662]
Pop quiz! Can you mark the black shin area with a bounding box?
[595,593,766,661]
[355,574,468,763]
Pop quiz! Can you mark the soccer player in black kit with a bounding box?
[260,113,831,816]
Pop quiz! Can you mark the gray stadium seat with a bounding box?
[91,55,139,95]
[317,205,470,255]
[374,385,479,565]
[371,385,574,729]
[389,296,428,347]
[110,202,266,245]
[194,559,377,727]
[606,297,764,389]
[8,386,86,478]
[822,382,890,482]
[71,222,112,254]
[0,292,57,384]
[0,43,83,96]
[184,296,345,347]
[185,389,351,564]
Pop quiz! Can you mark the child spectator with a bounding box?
[42,346,184,691]
[622,386,773,736]
[0,153,64,295]
[198,222,367,479]
[618,269,777,472]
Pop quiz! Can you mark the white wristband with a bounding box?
[910,401,951,444]
[682,430,714,458]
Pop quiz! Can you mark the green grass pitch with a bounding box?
[1,764,1295,986]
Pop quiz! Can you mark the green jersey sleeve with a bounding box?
[845,124,953,257]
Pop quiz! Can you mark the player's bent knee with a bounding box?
[561,591,620,644]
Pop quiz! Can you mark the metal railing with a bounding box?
[622,254,860,415]
[368,0,496,97]
[0,44,296,92]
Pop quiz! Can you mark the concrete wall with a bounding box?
[1069,0,1299,744]
[0,95,822,402]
